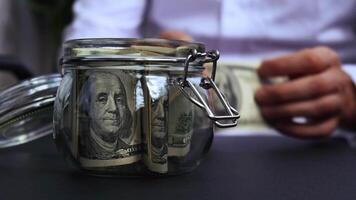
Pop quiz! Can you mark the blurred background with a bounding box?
[0,0,74,90]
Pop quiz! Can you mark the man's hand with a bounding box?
[158,30,193,41]
[255,47,356,139]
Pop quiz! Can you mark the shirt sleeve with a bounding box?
[63,0,146,41]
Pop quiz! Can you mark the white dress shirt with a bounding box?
[65,0,356,82]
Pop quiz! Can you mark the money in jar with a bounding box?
[0,38,240,177]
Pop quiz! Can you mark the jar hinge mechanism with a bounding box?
[177,49,240,128]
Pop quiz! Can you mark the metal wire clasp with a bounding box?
[177,49,240,128]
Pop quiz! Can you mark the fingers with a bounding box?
[258,46,340,78]
[259,93,342,121]
[255,47,347,138]
[255,67,349,138]
[158,30,193,42]
[255,67,340,105]
[255,47,347,139]
[273,117,339,139]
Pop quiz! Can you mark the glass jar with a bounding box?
[0,38,239,177]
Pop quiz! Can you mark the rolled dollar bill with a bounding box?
[76,70,142,168]
[167,86,194,157]
[141,75,169,174]
[72,44,179,58]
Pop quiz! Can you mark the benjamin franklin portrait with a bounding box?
[79,71,133,160]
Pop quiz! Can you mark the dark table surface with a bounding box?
[1,135,355,200]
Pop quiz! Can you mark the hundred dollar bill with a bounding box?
[76,69,142,168]
[167,86,194,157]
[209,61,270,130]
[141,76,168,174]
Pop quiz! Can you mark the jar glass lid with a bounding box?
[61,38,206,64]
[0,74,61,148]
